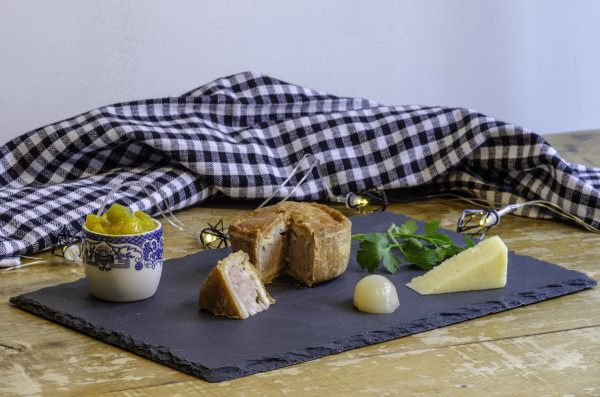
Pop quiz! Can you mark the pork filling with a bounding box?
[228,264,268,315]
[286,227,313,281]
[258,223,287,281]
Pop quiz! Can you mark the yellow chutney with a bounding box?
[85,203,157,235]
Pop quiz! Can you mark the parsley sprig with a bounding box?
[351,219,475,273]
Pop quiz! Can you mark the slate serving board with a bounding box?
[10,211,597,382]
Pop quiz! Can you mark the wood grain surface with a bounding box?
[1,130,599,396]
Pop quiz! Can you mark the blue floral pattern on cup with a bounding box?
[83,226,163,272]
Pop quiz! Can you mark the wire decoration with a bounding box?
[198,220,229,249]
[7,156,598,273]
[97,181,229,249]
[258,153,388,214]
[51,225,81,258]
[457,199,600,238]
[46,181,230,269]
[383,189,600,238]
[3,155,389,272]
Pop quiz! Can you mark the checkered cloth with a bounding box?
[1,71,599,259]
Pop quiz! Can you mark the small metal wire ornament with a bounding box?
[457,199,600,238]
[50,225,81,258]
[198,219,229,249]
[258,153,388,214]
[256,153,321,210]
[0,227,81,272]
[330,188,388,214]
[457,207,510,239]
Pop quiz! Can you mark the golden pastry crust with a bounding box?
[199,251,274,319]
[229,202,352,286]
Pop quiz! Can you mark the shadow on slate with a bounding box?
[9,211,597,382]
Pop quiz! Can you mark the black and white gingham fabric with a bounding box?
[1,71,599,259]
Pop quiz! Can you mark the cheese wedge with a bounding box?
[406,235,508,295]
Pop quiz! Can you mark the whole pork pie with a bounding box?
[229,202,352,286]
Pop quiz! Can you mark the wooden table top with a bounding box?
[1,130,599,396]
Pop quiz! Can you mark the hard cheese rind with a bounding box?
[406,235,508,295]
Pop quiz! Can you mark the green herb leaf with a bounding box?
[465,234,476,248]
[403,244,438,271]
[440,246,458,261]
[424,220,439,235]
[435,246,447,262]
[404,237,423,248]
[428,231,454,246]
[381,250,403,274]
[356,233,391,271]
[396,219,417,235]
[351,218,473,274]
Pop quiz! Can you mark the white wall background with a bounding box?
[1,0,599,146]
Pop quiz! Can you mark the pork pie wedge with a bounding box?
[199,251,274,319]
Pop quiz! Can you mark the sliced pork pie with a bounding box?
[199,251,274,319]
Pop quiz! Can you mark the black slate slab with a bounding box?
[10,212,597,382]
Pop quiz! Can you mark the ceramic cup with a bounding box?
[82,220,163,302]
